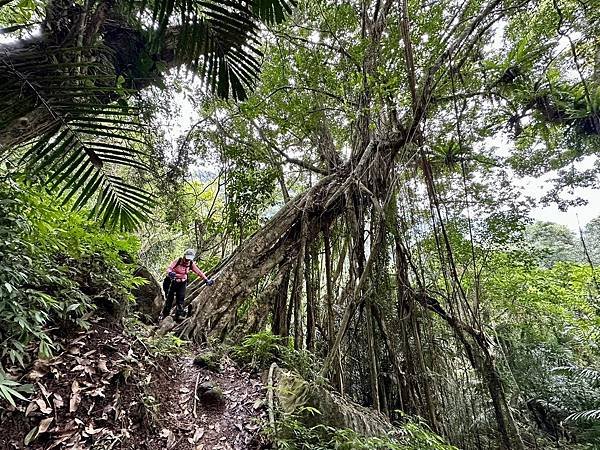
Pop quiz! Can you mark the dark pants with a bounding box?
[162,277,187,318]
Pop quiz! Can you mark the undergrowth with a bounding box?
[265,411,458,450]
[0,176,144,405]
[124,316,190,358]
[231,330,319,381]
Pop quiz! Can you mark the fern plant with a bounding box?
[555,366,600,425]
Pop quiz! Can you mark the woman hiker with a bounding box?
[160,248,214,322]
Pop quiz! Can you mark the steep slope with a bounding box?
[0,317,268,450]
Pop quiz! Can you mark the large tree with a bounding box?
[174,0,598,448]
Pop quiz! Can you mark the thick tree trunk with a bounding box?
[182,138,399,340]
[0,6,170,149]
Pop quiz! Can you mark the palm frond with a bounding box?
[552,366,600,387]
[1,46,155,230]
[0,1,297,228]
[251,0,295,24]
[130,0,296,100]
[565,409,600,424]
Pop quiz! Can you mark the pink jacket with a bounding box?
[167,259,207,282]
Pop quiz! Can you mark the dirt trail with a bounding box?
[0,318,268,450]
[154,355,267,450]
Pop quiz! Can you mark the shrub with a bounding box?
[231,330,318,379]
[265,411,458,450]
[0,176,142,371]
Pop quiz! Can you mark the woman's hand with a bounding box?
[206,279,215,286]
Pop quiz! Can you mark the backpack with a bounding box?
[174,258,193,272]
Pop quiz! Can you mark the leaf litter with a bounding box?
[0,317,268,449]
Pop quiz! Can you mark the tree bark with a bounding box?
[182,138,401,340]
[0,6,173,149]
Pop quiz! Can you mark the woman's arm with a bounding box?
[191,262,208,281]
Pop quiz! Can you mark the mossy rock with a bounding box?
[193,351,222,372]
[275,369,394,437]
[197,381,225,406]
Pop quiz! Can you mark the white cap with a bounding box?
[184,248,196,260]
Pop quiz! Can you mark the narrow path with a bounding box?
[153,356,267,450]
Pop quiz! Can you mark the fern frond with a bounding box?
[552,366,600,387]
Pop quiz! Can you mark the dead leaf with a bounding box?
[192,427,205,443]
[89,387,105,398]
[27,360,50,381]
[69,380,81,412]
[24,426,39,445]
[38,417,54,433]
[97,360,109,372]
[47,435,71,450]
[83,423,103,436]
[160,429,176,449]
[68,346,81,355]
[53,393,64,409]
[35,397,52,414]
[25,400,38,417]
[38,382,51,398]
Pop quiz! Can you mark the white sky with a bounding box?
[526,183,599,230]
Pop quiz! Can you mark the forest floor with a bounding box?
[0,316,269,450]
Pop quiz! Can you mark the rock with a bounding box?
[193,352,222,372]
[197,381,225,406]
[275,369,396,437]
[131,266,164,322]
[156,316,175,336]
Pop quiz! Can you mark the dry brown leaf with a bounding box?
[89,386,105,398]
[27,360,50,381]
[69,380,81,412]
[160,429,176,449]
[38,382,51,398]
[25,400,38,416]
[53,393,64,409]
[38,417,54,433]
[97,359,109,373]
[83,423,103,436]
[68,346,81,355]
[47,435,71,450]
[192,427,205,443]
[34,398,52,414]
